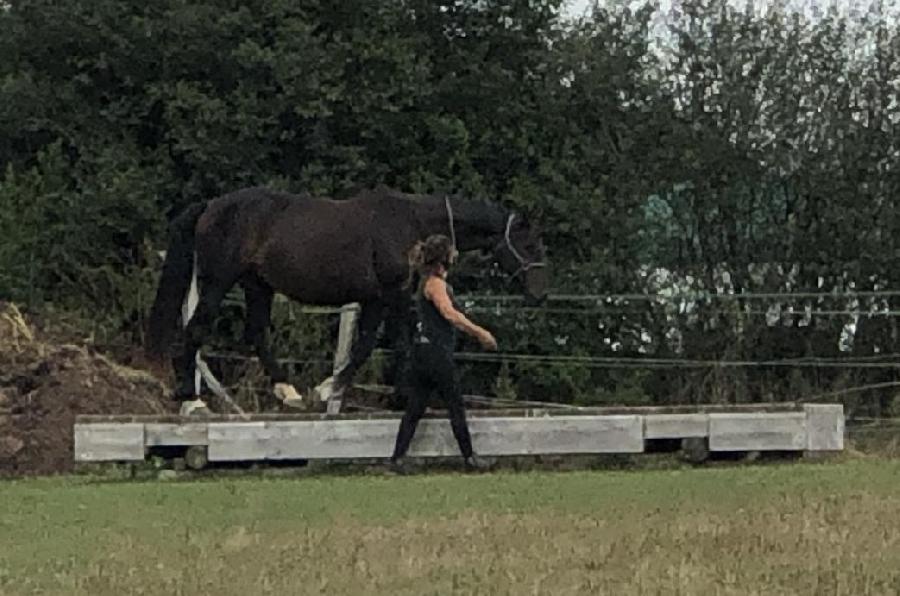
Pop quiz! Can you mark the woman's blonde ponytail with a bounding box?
[404,241,425,290]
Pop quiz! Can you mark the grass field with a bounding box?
[2,458,899,595]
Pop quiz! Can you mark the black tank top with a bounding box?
[413,276,459,354]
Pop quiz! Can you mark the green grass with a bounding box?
[2,459,900,595]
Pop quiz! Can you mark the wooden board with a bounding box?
[207,415,645,461]
[644,414,708,439]
[74,423,145,461]
[74,402,808,425]
[72,403,845,464]
[144,423,208,447]
[709,412,807,451]
[804,404,844,451]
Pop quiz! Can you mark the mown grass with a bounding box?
[2,459,899,595]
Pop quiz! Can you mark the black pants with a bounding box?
[391,343,474,460]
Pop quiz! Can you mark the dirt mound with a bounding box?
[0,303,173,477]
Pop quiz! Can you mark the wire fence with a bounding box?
[203,287,900,370]
[176,289,900,420]
[459,290,900,302]
[202,349,900,372]
[220,289,900,316]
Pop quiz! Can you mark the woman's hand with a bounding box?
[425,277,498,351]
[477,329,498,351]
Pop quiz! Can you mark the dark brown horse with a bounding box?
[144,185,548,412]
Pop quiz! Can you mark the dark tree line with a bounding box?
[2,0,898,415]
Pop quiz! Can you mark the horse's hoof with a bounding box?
[179,399,212,417]
[282,397,306,410]
[274,383,305,409]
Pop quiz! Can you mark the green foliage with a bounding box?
[2,0,900,408]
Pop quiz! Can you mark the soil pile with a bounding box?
[0,302,173,477]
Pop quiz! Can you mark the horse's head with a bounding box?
[490,211,549,305]
[435,193,549,303]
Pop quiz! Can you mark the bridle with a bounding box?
[504,213,547,279]
[444,195,545,278]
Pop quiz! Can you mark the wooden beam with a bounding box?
[804,404,844,451]
[72,404,845,465]
[74,423,145,462]
[644,414,708,439]
[196,354,246,417]
[206,415,645,461]
[333,303,357,376]
[708,412,807,451]
[327,303,358,415]
[74,402,810,425]
[144,423,208,447]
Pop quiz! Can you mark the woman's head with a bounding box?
[408,234,457,281]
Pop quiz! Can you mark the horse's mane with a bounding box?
[343,184,512,232]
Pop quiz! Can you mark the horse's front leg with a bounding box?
[312,300,384,403]
[241,277,304,408]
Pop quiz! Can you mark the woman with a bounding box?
[390,234,497,473]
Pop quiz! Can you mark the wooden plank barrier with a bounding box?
[73,403,844,466]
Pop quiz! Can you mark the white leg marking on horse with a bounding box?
[182,252,203,395]
[180,398,210,417]
[182,251,200,327]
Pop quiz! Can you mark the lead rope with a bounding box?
[445,194,457,251]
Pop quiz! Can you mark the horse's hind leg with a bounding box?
[172,281,230,414]
[241,277,303,407]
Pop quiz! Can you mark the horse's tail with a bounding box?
[144,202,208,364]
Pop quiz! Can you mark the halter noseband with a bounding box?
[444,196,544,277]
[504,213,547,279]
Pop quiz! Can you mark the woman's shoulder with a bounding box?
[423,274,452,300]
[423,274,446,291]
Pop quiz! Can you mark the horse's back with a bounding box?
[210,188,380,303]
[192,186,417,304]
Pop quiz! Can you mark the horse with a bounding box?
[144,185,548,414]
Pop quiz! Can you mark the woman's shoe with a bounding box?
[464,455,490,472]
[388,457,411,475]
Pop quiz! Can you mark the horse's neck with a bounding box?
[417,196,505,251]
[417,197,457,242]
